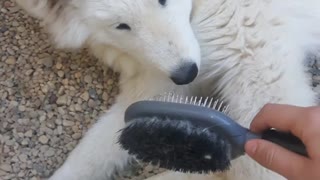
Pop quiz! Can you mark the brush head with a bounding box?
[118,94,309,174]
[118,94,249,174]
[118,117,232,174]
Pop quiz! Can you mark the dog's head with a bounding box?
[17,0,200,85]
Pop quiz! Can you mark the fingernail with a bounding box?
[245,140,258,155]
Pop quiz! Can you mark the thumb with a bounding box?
[245,139,308,179]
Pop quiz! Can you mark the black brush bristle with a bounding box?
[118,117,232,174]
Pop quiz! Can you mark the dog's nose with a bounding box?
[170,62,198,85]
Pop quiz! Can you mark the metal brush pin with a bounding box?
[149,92,229,113]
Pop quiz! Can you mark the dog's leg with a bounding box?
[49,104,131,180]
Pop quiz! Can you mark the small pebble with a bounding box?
[21,139,29,145]
[102,92,109,101]
[25,69,34,76]
[44,148,55,157]
[56,95,68,105]
[74,104,82,111]
[84,75,92,84]
[18,105,26,112]
[57,71,65,78]
[5,56,16,65]
[12,21,19,27]
[24,130,33,137]
[18,154,28,162]
[56,63,63,69]
[41,57,53,68]
[0,164,12,172]
[72,133,82,140]
[88,99,96,108]
[63,120,74,127]
[89,88,97,99]
[57,126,63,135]
[38,135,49,144]
[80,92,89,101]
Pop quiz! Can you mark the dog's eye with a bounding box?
[116,23,131,31]
[159,0,166,6]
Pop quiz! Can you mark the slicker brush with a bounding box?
[118,93,308,174]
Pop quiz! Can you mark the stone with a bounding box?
[17,26,26,32]
[39,115,46,122]
[72,133,82,140]
[56,63,63,69]
[102,92,109,101]
[57,126,63,135]
[56,95,68,105]
[55,119,62,125]
[57,71,64,78]
[63,120,74,127]
[0,170,7,176]
[41,57,53,68]
[80,92,89,101]
[41,85,49,93]
[74,104,82,112]
[38,135,49,144]
[88,99,96,108]
[56,108,65,116]
[11,21,19,27]
[44,148,55,157]
[25,69,34,76]
[21,139,29,145]
[49,93,58,104]
[46,120,56,129]
[18,105,26,112]
[18,154,28,162]
[5,56,16,65]
[89,88,97,99]
[84,75,92,84]
[24,130,33,137]
[0,164,12,172]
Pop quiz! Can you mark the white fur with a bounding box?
[15,0,320,180]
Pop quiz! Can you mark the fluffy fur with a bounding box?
[15,0,320,180]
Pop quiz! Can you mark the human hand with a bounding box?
[244,104,320,180]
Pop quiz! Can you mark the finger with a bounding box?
[250,104,306,136]
[250,104,320,159]
[307,140,320,160]
[299,106,320,159]
[300,121,320,159]
[245,139,310,179]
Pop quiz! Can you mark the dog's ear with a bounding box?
[16,0,90,49]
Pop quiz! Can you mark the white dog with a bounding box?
[15,0,320,180]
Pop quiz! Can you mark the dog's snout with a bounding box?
[170,62,198,85]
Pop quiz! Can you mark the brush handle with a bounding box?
[261,129,308,157]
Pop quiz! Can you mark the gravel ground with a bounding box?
[1,1,320,180]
